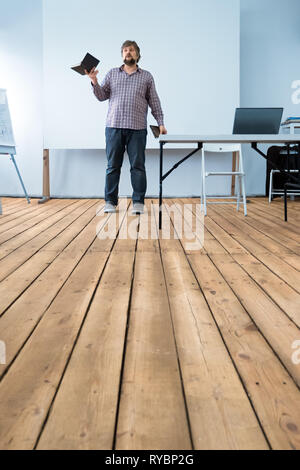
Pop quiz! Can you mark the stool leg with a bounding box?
[236,174,241,211]
[236,152,240,211]
[238,149,247,216]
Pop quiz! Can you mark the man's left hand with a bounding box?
[159,125,167,134]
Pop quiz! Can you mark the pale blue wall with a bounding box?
[0,0,43,197]
[240,0,300,195]
[1,0,300,198]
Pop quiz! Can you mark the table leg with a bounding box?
[38,149,50,204]
[231,151,238,196]
[159,142,163,230]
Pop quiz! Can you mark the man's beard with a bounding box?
[124,57,136,66]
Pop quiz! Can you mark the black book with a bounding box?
[150,125,160,138]
[71,53,100,75]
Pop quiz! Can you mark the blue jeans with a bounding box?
[105,127,147,205]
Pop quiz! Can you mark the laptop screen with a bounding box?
[233,108,283,134]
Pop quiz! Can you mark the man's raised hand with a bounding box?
[85,67,99,85]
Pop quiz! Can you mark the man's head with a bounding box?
[121,40,141,66]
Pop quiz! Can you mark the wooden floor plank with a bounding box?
[241,203,300,239]
[0,200,95,280]
[0,253,109,449]
[0,199,74,228]
[0,203,112,378]
[186,201,300,295]
[0,200,77,243]
[0,208,125,449]
[209,253,300,387]
[37,237,136,449]
[187,253,300,450]
[0,201,100,317]
[0,200,88,260]
[0,199,32,215]
[209,204,299,255]
[252,198,300,221]
[158,243,268,448]
[0,197,299,450]
[231,253,300,327]
[115,202,192,450]
[214,204,300,252]
[280,254,300,272]
[166,200,300,449]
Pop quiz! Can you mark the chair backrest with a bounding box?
[203,143,241,153]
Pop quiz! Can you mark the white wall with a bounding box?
[0,0,43,197]
[43,0,240,149]
[240,0,300,195]
[0,0,240,198]
[1,0,299,198]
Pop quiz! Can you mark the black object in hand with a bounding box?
[71,53,100,75]
[150,125,160,138]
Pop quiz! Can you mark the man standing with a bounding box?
[86,40,167,214]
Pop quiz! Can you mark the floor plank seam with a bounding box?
[33,205,130,450]
[186,205,300,389]
[163,197,272,450]
[162,199,272,449]
[205,253,300,393]
[0,200,99,282]
[191,207,300,290]
[0,200,91,246]
[0,201,101,319]
[0,200,94,266]
[203,214,300,289]
[0,203,105,382]
[208,204,300,256]
[0,199,81,234]
[202,212,300,328]
[153,200,195,450]
[112,220,138,451]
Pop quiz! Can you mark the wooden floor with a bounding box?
[0,196,299,450]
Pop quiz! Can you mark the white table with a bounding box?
[158,134,300,228]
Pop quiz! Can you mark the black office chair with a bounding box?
[284,180,300,221]
[266,144,300,221]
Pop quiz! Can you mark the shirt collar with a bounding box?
[119,64,141,73]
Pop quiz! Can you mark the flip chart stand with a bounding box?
[0,89,30,214]
[0,146,30,215]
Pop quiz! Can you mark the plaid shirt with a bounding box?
[92,64,164,130]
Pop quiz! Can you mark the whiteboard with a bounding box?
[43,0,240,149]
[0,89,15,147]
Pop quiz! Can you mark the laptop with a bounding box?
[233,108,283,134]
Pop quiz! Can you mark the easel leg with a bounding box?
[38,149,50,204]
[10,154,30,204]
